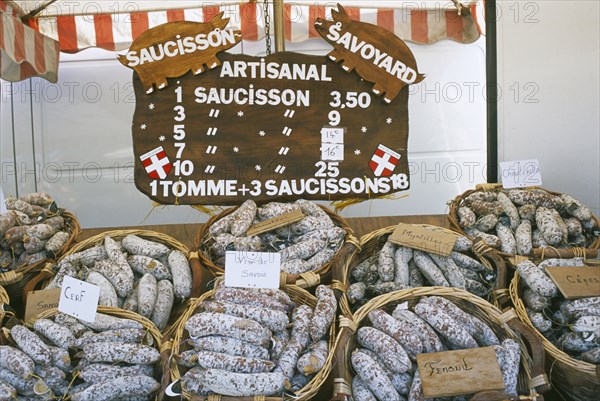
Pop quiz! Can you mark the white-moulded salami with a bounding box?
[122,234,170,259]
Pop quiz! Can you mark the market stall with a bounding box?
[0,1,598,400]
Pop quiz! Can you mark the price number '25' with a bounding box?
[315,161,340,178]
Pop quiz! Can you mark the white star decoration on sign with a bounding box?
[259,131,266,136]
[159,136,165,142]
[355,149,361,155]
[148,104,155,110]
[386,118,392,124]
[237,111,244,117]
[361,126,367,133]
[140,124,147,130]
[233,147,239,153]
[255,165,261,171]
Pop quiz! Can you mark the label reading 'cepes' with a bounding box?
[58,275,100,323]
[25,288,61,322]
[546,267,600,299]
[389,223,457,256]
[417,347,505,398]
[246,210,305,237]
[224,251,280,289]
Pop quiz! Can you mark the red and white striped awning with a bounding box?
[28,1,482,53]
[0,2,60,82]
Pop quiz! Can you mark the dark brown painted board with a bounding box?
[315,4,425,103]
[132,51,410,205]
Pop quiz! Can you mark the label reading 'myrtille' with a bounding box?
[389,223,457,256]
[546,266,600,299]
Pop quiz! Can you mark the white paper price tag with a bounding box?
[58,275,100,323]
[321,127,344,144]
[321,143,344,161]
[499,159,542,189]
[224,251,281,289]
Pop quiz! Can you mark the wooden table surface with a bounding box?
[79,214,451,247]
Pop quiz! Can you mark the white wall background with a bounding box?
[497,0,600,215]
[1,33,487,228]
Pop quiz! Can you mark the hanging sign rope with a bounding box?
[123,3,424,205]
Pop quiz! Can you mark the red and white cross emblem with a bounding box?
[140,146,172,179]
[369,144,401,177]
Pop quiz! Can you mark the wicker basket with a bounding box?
[332,286,550,401]
[0,285,8,305]
[195,203,359,288]
[448,183,600,259]
[0,211,80,304]
[333,224,509,318]
[170,282,338,400]
[23,229,203,337]
[28,306,167,401]
[0,285,9,324]
[510,263,600,401]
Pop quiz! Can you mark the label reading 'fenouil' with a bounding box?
[546,266,600,299]
[389,223,457,256]
[417,347,505,398]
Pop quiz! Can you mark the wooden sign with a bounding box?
[546,266,600,299]
[315,4,425,103]
[118,13,242,93]
[132,52,412,205]
[247,210,305,237]
[129,6,423,205]
[389,223,458,256]
[24,288,61,322]
[417,347,505,398]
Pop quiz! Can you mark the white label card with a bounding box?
[321,127,344,144]
[499,159,542,188]
[224,251,281,289]
[321,143,344,161]
[58,275,100,323]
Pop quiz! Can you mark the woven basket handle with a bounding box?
[469,390,530,401]
[22,263,55,305]
[158,338,173,401]
[188,252,204,297]
[500,308,551,395]
[532,247,598,259]
[331,316,357,401]
[331,242,360,300]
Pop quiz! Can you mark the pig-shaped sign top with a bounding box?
[315,4,424,103]
[118,12,242,94]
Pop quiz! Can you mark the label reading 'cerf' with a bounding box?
[24,288,61,322]
[417,347,505,398]
[389,223,457,256]
[58,275,100,323]
[546,267,600,299]
[246,210,305,237]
